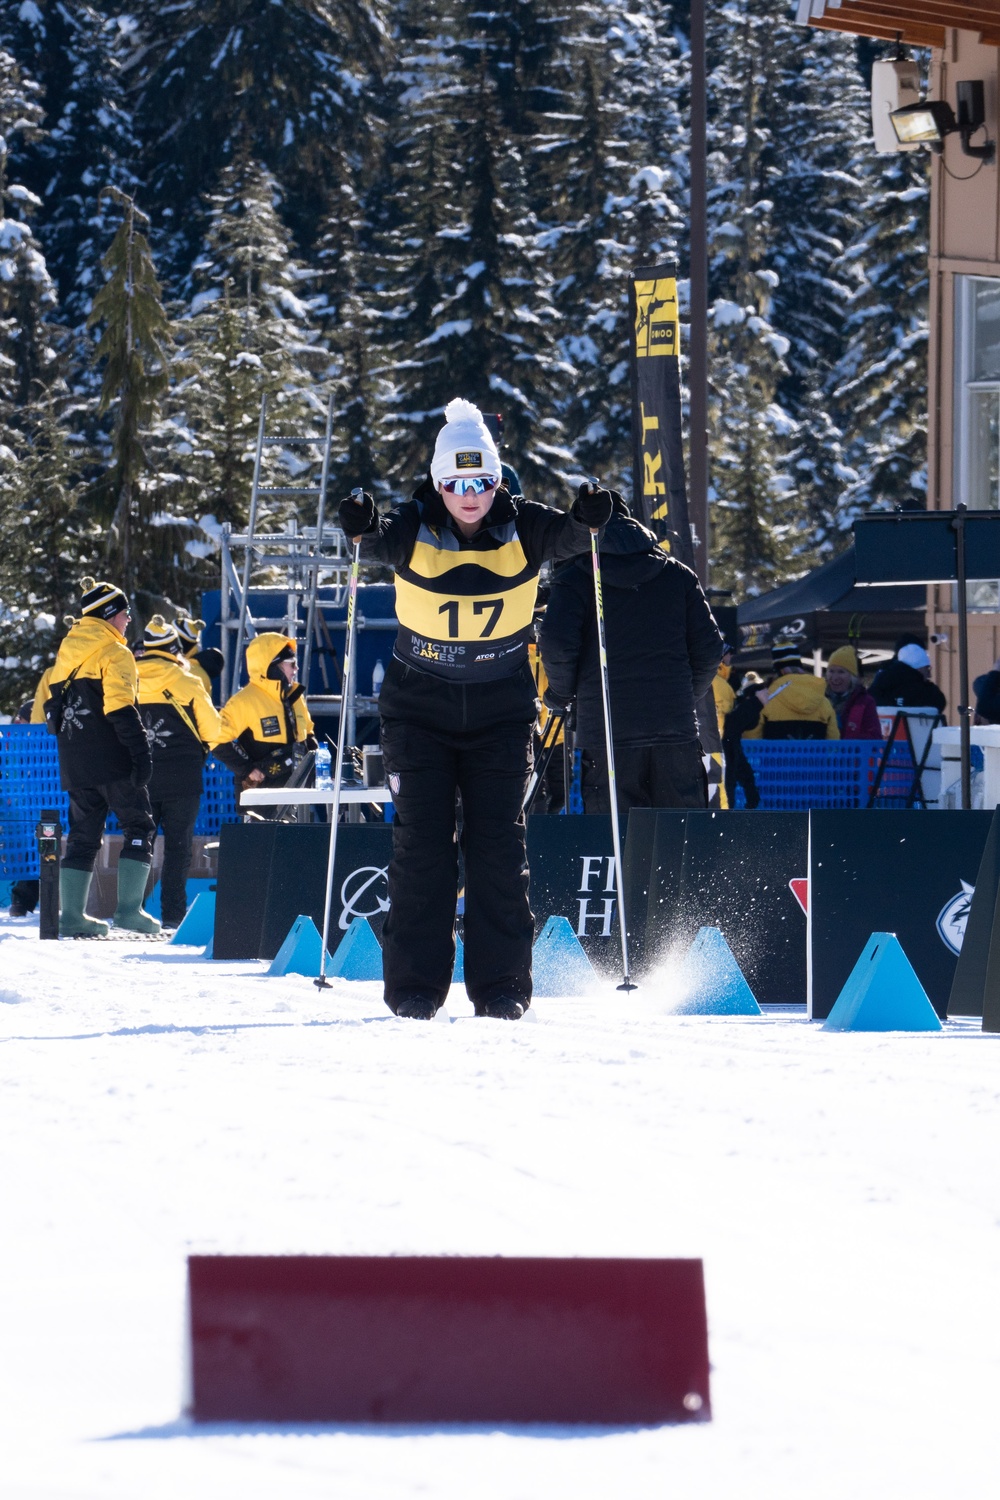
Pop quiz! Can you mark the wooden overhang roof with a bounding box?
[797,1,1000,49]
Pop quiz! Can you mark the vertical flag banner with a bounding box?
[628,263,693,567]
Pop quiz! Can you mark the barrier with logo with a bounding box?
[947,808,1000,1022]
[216,818,620,964]
[808,810,993,1019]
[623,810,808,1003]
[213,823,393,960]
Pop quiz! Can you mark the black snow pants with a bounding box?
[378,658,536,1014]
[150,791,201,926]
[63,779,156,872]
[584,740,708,817]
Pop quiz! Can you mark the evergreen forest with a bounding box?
[0,0,929,706]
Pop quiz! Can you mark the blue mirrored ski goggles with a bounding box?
[439,474,501,496]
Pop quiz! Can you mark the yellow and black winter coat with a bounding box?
[136,650,223,799]
[45,616,149,791]
[214,634,315,787]
[359,478,595,684]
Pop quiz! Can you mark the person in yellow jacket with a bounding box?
[213,634,315,799]
[174,615,225,696]
[712,644,736,737]
[136,616,223,928]
[743,641,840,741]
[44,578,159,938]
[528,630,566,813]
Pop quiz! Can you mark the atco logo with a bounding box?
[936,881,974,956]
[339,865,390,931]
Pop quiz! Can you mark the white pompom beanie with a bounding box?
[430,398,501,485]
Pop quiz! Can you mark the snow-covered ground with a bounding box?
[1,914,999,1499]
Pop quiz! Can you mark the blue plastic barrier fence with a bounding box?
[734,739,917,810]
[0,724,238,880]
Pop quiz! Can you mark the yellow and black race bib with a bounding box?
[393,521,539,681]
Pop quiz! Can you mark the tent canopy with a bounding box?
[736,546,926,663]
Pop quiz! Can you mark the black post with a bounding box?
[689,0,708,587]
[952,504,972,810]
[36,808,62,940]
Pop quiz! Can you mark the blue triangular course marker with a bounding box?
[532,915,598,996]
[268,914,325,977]
[170,890,217,948]
[824,933,942,1032]
[328,918,383,981]
[454,932,465,983]
[673,926,762,1015]
[148,877,215,921]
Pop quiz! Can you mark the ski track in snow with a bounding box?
[1,916,999,1498]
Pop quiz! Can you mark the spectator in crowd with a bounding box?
[870,641,946,715]
[136,616,223,930]
[744,641,840,740]
[974,657,1000,724]
[175,616,225,696]
[825,646,883,740]
[723,671,767,809]
[712,643,736,738]
[213,635,316,798]
[44,578,158,938]
[6,700,40,917]
[540,502,723,816]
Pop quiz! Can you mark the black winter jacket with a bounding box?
[539,515,724,749]
[870,659,946,714]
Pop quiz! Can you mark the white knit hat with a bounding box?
[430,398,502,485]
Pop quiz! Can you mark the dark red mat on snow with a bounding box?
[187,1254,711,1425]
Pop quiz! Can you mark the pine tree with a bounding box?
[542,3,686,489]
[125,0,389,276]
[376,5,568,501]
[0,390,100,710]
[703,0,801,595]
[169,155,326,536]
[0,45,58,417]
[87,189,172,599]
[834,144,930,518]
[0,1,137,334]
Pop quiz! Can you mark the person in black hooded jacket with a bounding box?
[539,504,724,814]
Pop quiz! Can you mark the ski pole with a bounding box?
[587,479,634,991]
[315,496,364,989]
[522,708,566,815]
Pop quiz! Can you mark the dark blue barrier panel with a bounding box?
[188,1254,711,1425]
[526,815,615,969]
[809,810,993,1019]
[632,811,807,1003]
[948,809,1000,1019]
[213,822,393,961]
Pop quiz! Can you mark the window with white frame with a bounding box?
[954,275,1000,607]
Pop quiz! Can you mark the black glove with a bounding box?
[304,733,319,752]
[572,481,613,530]
[338,491,377,538]
[543,687,572,717]
[131,754,152,788]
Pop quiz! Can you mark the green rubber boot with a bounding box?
[112,859,161,935]
[59,868,109,939]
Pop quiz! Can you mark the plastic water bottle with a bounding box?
[372,659,385,697]
[314,742,333,791]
